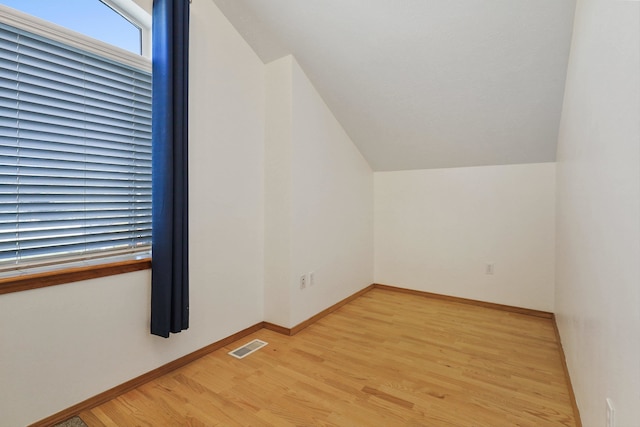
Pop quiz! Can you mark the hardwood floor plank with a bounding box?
[81,288,576,426]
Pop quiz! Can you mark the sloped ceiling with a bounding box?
[212,0,576,171]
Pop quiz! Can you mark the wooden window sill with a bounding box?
[0,258,152,295]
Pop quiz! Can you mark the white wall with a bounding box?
[289,59,374,326]
[555,0,640,425]
[264,56,293,327]
[0,0,266,425]
[264,56,374,328]
[375,163,556,312]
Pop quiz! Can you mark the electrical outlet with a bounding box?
[299,274,307,290]
[309,271,315,286]
[485,263,494,275]
[606,398,615,427]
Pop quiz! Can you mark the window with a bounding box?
[0,0,151,56]
[0,2,152,275]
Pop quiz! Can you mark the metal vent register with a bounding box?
[228,339,268,359]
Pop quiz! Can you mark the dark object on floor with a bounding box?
[53,416,88,427]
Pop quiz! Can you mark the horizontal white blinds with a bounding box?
[0,22,152,268]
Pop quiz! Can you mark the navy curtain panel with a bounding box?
[151,0,190,338]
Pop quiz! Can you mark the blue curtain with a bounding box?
[151,0,190,338]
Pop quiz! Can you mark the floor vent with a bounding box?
[228,339,268,359]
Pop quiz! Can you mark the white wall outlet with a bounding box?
[606,398,615,427]
[309,271,315,286]
[299,274,307,290]
[485,263,495,275]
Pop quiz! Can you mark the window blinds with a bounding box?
[0,22,152,269]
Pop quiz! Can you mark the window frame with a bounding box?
[100,0,152,58]
[0,2,153,292]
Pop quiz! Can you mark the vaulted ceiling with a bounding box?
[213,0,576,171]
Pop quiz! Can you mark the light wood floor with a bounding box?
[80,288,577,426]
